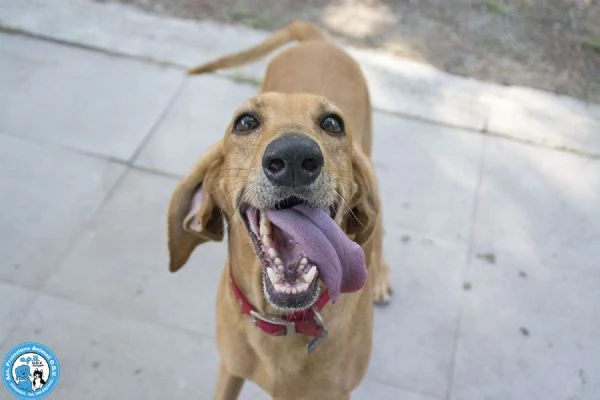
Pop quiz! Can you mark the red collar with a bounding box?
[229,270,330,353]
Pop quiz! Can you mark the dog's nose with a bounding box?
[262,133,324,186]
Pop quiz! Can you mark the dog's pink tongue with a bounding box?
[266,204,367,300]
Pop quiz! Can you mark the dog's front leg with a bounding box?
[371,213,393,305]
[214,362,245,400]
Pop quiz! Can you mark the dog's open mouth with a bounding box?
[242,197,367,311]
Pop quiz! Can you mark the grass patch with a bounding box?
[480,0,513,16]
[582,37,600,53]
[229,6,271,29]
[385,41,425,62]
[229,73,262,87]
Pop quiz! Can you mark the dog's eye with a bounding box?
[320,114,344,136]
[233,113,260,134]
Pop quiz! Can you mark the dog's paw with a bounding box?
[373,262,393,306]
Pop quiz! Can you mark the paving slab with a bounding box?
[471,136,600,270]
[0,134,125,288]
[42,170,227,338]
[0,294,220,400]
[451,250,600,400]
[368,229,468,398]
[374,113,484,243]
[135,74,256,176]
[0,33,182,160]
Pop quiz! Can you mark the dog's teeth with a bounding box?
[297,282,309,292]
[266,268,280,284]
[259,225,268,237]
[300,257,308,266]
[286,287,292,294]
[274,257,282,266]
[274,283,285,293]
[263,236,271,248]
[291,287,298,294]
[268,248,276,258]
[259,212,271,240]
[277,264,284,272]
[303,265,317,283]
[259,211,268,227]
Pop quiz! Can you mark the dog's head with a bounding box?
[168,92,378,310]
[15,365,30,379]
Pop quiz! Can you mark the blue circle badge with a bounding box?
[2,342,60,399]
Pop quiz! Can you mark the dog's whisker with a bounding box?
[333,188,365,229]
[210,182,248,221]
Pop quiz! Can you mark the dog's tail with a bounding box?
[187,21,325,75]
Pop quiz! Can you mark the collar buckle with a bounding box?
[306,309,328,353]
[249,310,297,336]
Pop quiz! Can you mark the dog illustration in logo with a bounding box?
[14,364,32,392]
[32,368,46,391]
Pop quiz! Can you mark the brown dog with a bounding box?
[168,21,392,399]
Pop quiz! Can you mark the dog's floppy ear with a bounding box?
[346,142,380,245]
[168,140,224,272]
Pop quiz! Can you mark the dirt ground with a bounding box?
[103,0,600,103]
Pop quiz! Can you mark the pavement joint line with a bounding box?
[483,130,600,160]
[375,107,600,161]
[51,142,184,180]
[374,107,487,134]
[128,78,188,164]
[0,24,187,71]
[0,130,183,180]
[55,142,185,180]
[129,164,184,180]
[29,169,131,298]
[98,166,132,215]
[444,137,489,400]
[0,128,132,165]
[0,277,218,345]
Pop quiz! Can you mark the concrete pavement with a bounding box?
[1,1,599,399]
